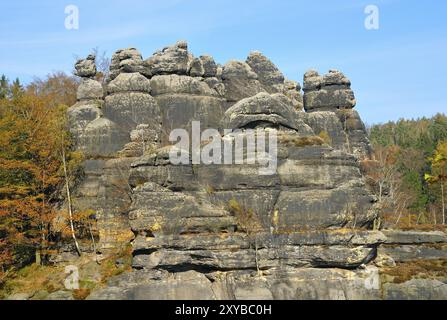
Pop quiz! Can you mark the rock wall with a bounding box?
[66,41,447,300]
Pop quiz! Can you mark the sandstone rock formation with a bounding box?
[64,41,447,300]
[303,69,372,158]
[109,48,150,80]
[246,51,285,94]
[74,54,96,78]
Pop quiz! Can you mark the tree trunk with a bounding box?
[88,221,100,264]
[378,182,383,204]
[441,181,445,225]
[62,147,82,257]
[35,250,41,266]
[254,237,260,276]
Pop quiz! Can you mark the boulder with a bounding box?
[189,57,205,77]
[149,75,226,144]
[203,77,226,97]
[246,51,285,93]
[45,291,74,300]
[150,74,217,96]
[109,48,149,80]
[74,54,96,78]
[303,70,356,111]
[200,55,218,77]
[221,60,265,102]
[189,56,218,78]
[284,79,303,110]
[6,292,32,300]
[107,73,151,94]
[223,92,309,131]
[77,78,103,101]
[383,279,447,300]
[145,41,193,76]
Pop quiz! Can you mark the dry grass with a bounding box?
[0,245,133,300]
[0,264,65,299]
[318,131,332,146]
[205,185,215,195]
[98,245,133,284]
[398,224,447,232]
[228,199,262,235]
[381,260,447,284]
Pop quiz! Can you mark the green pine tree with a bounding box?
[0,75,8,99]
[10,78,24,99]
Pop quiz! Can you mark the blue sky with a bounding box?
[0,0,446,124]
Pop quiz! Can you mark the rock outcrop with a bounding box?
[303,69,355,111]
[63,41,446,300]
[303,69,372,158]
[74,54,97,78]
[246,51,285,94]
[109,48,150,80]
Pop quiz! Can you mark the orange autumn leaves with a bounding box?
[0,83,76,271]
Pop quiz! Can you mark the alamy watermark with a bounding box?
[64,265,79,290]
[65,5,79,30]
[364,5,379,30]
[169,122,278,175]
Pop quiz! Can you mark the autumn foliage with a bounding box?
[367,115,447,228]
[0,73,80,275]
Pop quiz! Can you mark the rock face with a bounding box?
[246,51,285,94]
[303,69,355,111]
[109,48,150,80]
[149,74,226,144]
[88,266,382,300]
[303,70,372,159]
[145,41,193,76]
[223,92,307,131]
[64,41,446,300]
[221,60,265,103]
[74,54,96,78]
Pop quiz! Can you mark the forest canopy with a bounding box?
[367,114,447,227]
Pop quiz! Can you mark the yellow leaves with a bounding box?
[431,141,447,167]
[434,153,446,163]
[0,94,70,196]
[426,140,447,185]
[1,88,76,267]
[56,208,97,239]
[0,74,82,271]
